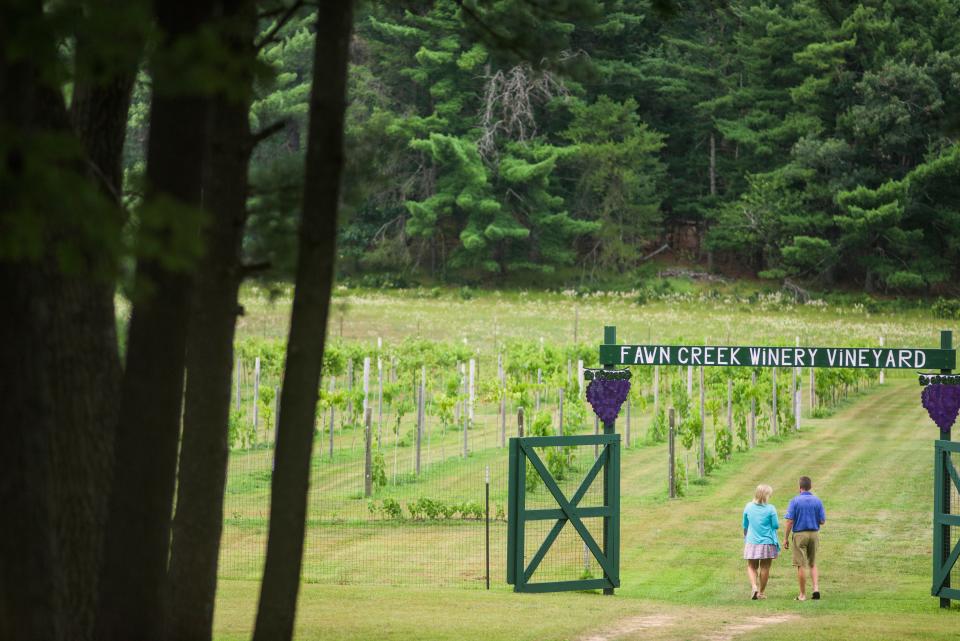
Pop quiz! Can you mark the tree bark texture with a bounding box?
[167,1,257,638]
[49,4,143,638]
[0,2,133,638]
[252,2,354,639]
[95,1,214,638]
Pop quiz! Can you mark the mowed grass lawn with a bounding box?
[213,378,960,640]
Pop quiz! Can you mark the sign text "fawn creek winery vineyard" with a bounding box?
[599,344,956,370]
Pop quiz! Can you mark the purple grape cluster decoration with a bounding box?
[922,383,960,433]
[585,370,631,424]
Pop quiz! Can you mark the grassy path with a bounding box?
[214,378,960,639]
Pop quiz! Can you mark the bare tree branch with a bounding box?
[255,0,306,52]
[249,119,289,149]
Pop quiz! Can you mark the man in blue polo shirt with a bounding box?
[784,476,826,601]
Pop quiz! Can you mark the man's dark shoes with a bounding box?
[812,591,820,600]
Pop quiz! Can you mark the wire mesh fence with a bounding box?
[217,341,882,588]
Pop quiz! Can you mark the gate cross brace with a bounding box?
[934,451,960,593]
[519,441,617,582]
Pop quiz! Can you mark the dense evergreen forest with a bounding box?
[121,0,960,292]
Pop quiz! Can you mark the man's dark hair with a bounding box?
[799,476,812,491]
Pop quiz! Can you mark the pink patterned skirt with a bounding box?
[743,543,779,560]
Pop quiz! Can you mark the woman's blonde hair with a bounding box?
[754,484,773,504]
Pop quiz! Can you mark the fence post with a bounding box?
[750,370,756,447]
[363,356,370,415]
[558,388,564,436]
[772,368,778,437]
[594,415,600,458]
[499,353,506,447]
[879,336,885,384]
[698,366,705,477]
[726,378,733,459]
[668,408,676,499]
[235,356,241,412]
[328,377,335,459]
[377,355,383,447]
[485,465,491,590]
[795,390,801,431]
[809,367,815,413]
[577,360,584,397]
[274,385,281,434]
[625,398,631,448]
[364,407,373,497]
[653,365,660,418]
[687,365,693,396]
[416,369,423,475]
[463,363,469,458]
[517,407,524,437]
[469,358,476,423]
[252,356,260,439]
[940,329,953,608]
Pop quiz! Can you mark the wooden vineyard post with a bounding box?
[578,360,584,397]
[328,377,335,459]
[364,408,373,498]
[594,416,600,458]
[499,353,506,447]
[625,398,631,448]
[795,389,801,431]
[347,358,353,394]
[469,358,476,425]
[517,407,524,437]
[558,388,564,436]
[771,368,778,437]
[687,365,693,396]
[535,368,542,414]
[377,355,383,447]
[698,366,705,478]
[939,330,953,608]
[416,368,424,475]
[809,368,815,412]
[463,362,469,458]
[653,365,660,418]
[363,356,370,416]
[252,356,260,440]
[879,336,885,385]
[668,408,676,499]
[750,371,757,448]
[235,356,241,412]
[273,386,281,436]
[726,378,733,460]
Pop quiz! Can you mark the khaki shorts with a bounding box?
[791,531,819,568]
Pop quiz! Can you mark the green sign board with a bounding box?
[599,344,956,370]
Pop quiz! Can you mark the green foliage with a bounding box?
[673,459,687,498]
[714,426,732,462]
[932,298,960,320]
[647,407,667,444]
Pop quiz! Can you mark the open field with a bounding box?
[235,284,948,350]
[214,378,960,639]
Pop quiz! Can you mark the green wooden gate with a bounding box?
[933,439,960,604]
[507,434,620,593]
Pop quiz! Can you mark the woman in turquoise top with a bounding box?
[742,484,780,600]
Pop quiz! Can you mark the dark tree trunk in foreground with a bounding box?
[95,1,214,638]
[50,4,143,638]
[252,2,354,639]
[0,2,135,638]
[167,1,257,638]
